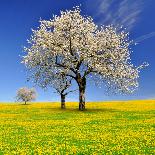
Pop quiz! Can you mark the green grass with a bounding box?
[0,101,155,154]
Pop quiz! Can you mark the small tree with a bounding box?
[53,75,76,109]
[23,7,148,110]
[29,70,76,109]
[16,87,36,104]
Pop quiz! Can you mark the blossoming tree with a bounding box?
[52,75,77,109]
[32,70,76,109]
[23,7,147,110]
[16,87,37,104]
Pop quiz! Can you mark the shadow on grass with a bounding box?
[42,107,119,113]
[16,103,31,105]
[14,102,119,113]
[83,108,119,113]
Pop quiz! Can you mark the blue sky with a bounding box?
[0,0,155,102]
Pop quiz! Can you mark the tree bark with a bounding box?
[78,77,86,111]
[61,94,66,109]
[24,101,27,105]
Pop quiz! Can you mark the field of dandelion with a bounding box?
[0,101,155,154]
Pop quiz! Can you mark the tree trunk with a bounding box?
[24,101,27,105]
[78,77,86,111]
[61,94,66,109]
[79,88,85,110]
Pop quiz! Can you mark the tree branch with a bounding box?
[83,67,93,78]
[65,89,78,95]
[55,55,77,75]
[66,74,76,79]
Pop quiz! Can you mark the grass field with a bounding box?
[0,101,155,154]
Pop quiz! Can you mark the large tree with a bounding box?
[23,7,147,110]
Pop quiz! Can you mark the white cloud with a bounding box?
[134,32,155,43]
[86,0,144,31]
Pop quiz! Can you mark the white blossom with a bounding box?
[22,6,148,107]
[16,87,37,104]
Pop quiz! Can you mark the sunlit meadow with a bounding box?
[0,101,155,154]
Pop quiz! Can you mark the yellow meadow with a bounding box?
[0,101,155,154]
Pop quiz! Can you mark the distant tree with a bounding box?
[23,7,148,110]
[16,87,36,104]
